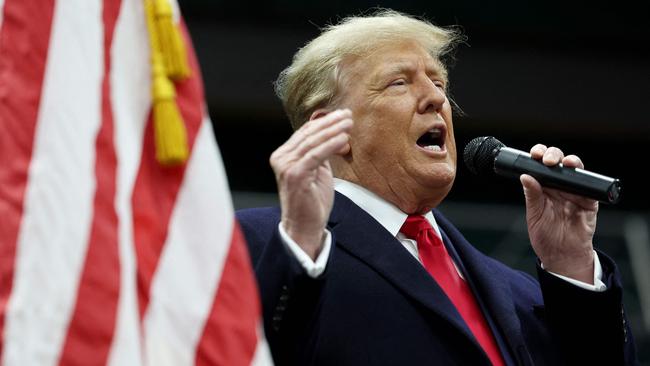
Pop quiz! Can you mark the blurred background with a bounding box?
[180,0,649,362]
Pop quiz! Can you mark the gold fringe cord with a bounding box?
[153,0,190,80]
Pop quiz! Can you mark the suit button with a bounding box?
[621,306,628,343]
[272,285,290,332]
[272,314,282,332]
[279,285,290,307]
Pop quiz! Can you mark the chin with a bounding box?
[421,166,456,189]
[409,172,454,210]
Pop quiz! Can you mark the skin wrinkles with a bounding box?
[330,40,456,214]
[271,13,599,284]
[373,61,448,93]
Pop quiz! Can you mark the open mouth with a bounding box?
[416,127,446,152]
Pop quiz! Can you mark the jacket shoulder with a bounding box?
[236,206,282,265]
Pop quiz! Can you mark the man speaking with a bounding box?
[237,10,637,365]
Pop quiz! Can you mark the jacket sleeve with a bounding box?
[237,208,332,365]
[537,250,638,365]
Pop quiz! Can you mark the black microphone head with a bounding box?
[463,136,505,175]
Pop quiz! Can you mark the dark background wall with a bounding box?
[180,0,649,362]
[182,0,649,211]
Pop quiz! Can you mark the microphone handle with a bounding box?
[494,147,622,204]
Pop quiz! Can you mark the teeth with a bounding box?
[427,128,441,137]
[423,145,442,151]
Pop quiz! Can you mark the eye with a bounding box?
[432,80,446,90]
[388,79,406,87]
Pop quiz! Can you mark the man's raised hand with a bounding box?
[270,109,353,259]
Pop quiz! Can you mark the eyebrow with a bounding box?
[374,61,416,80]
[373,60,446,83]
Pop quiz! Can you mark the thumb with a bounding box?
[520,174,544,216]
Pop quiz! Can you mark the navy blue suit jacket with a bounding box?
[237,193,637,365]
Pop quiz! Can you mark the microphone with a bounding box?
[463,136,622,204]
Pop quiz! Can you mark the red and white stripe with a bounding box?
[0,0,5,30]
[0,0,272,365]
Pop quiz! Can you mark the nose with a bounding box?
[417,77,446,114]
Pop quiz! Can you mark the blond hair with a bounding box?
[274,9,463,130]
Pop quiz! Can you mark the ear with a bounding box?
[309,108,331,121]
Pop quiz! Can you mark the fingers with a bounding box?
[279,109,352,153]
[529,144,547,159]
[292,117,352,160]
[293,132,350,175]
[542,147,564,165]
[562,154,584,169]
[529,144,585,169]
[520,174,544,217]
[270,108,353,181]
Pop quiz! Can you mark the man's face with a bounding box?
[337,40,457,212]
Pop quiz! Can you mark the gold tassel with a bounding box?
[152,55,189,165]
[153,0,190,81]
[145,0,188,166]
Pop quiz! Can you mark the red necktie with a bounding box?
[401,215,505,366]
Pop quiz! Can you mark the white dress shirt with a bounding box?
[279,178,606,291]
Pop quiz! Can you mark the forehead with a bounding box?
[354,41,444,79]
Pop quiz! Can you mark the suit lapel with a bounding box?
[328,193,483,351]
[434,210,531,365]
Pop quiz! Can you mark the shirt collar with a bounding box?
[334,178,441,238]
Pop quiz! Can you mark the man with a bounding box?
[237,10,637,365]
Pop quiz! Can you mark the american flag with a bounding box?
[0,0,272,364]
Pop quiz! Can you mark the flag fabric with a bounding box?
[0,0,272,364]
